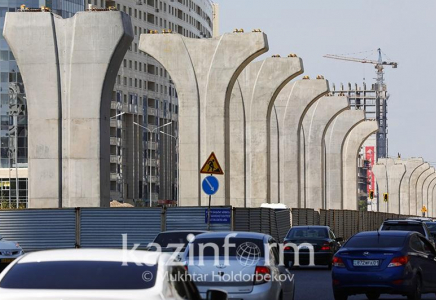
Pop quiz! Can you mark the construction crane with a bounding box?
[323,48,398,159]
[324,48,398,89]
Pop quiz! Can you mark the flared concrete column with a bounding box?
[301,96,349,209]
[410,163,430,216]
[372,160,388,212]
[399,158,424,215]
[423,174,436,215]
[4,11,132,208]
[273,79,329,208]
[270,105,280,204]
[342,121,379,210]
[387,159,406,214]
[416,167,435,215]
[139,32,268,206]
[325,110,365,209]
[229,57,303,208]
[430,180,436,217]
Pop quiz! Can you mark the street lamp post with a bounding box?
[134,121,172,207]
[160,130,179,206]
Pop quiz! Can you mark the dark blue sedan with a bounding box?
[332,231,436,300]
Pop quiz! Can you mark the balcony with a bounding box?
[110,137,121,146]
[147,107,157,116]
[110,173,118,181]
[110,119,122,128]
[146,158,157,167]
[110,155,120,164]
[149,175,159,183]
[147,142,157,150]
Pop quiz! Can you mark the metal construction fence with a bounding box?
[0,206,416,252]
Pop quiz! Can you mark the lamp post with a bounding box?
[160,130,179,206]
[134,121,172,207]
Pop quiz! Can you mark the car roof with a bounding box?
[158,230,207,234]
[383,219,423,224]
[354,230,415,237]
[193,231,270,240]
[290,226,329,229]
[17,249,166,265]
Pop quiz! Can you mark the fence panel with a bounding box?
[80,208,162,249]
[0,209,76,252]
[165,207,232,232]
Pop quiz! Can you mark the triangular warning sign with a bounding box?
[200,152,224,175]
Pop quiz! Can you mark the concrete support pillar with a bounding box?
[423,174,436,216]
[416,167,435,215]
[273,79,329,208]
[410,163,430,216]
[429,179,436,218]
[342,121,379,210]
[399,158,424,215]
[301,96,349,209]
[230,57,303,207]
[384,159,406,214]
[4,11,133,207]
[270,105,280,204]
[325,110,365,209]
[139,32,268,206]
[372,161,388,212]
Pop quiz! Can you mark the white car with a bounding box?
[0,249,227,300]
[0,235,23,266]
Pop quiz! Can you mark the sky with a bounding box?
[215,0,436,166]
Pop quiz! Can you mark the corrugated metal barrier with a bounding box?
[79,208,162,249]
[0,209,76,252]
[164,206,232,232]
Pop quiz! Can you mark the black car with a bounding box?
[424,221,436,238]
[379,219,435,247]
[147,230,206,252]
[283,226,343,269]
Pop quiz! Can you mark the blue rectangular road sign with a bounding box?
[205,208,231,224]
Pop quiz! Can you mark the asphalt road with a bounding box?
[293,266,434,300]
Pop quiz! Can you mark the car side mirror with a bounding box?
[206,289,228,300]
[335,237,344,242]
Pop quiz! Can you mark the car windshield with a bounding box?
[0,261,157,290]
[153,232,202,248]
[345,235,406,249]
[381,223,425,235]
[286,228,328,239]
[425,222,436,232]
[189,238,265,257]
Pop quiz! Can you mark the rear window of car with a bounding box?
[153,232,202,248]
[189,238,265,257]
[425,222,436,232]
[344,236,406,248]
[286,228,328,239]
[0,261,157,289]
[381,223,425,235]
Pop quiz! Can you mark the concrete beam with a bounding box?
[417,167,435,215]
[4,11,132,207]
[301,95,349,209]
[273,79,329,208]
[423,173,436,216]
[409,163,430,216]
[342,121,379,210]
[399,158,424,215]
[229,57,303,207]
[325,110,365,209]
[139,32,268,206]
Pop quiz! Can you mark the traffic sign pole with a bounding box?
[207,193,211,231]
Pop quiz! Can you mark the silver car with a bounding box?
[182,232,295,300]
[0,235,23,266]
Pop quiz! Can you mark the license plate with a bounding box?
[1,258,15,264]
[353,259,379,267]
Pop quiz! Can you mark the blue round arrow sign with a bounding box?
[202,176,219,196]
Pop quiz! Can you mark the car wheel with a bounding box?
[333,292,348,300]
[365,292,380,300]
[407,276,422,300]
